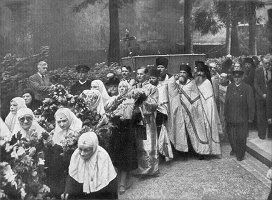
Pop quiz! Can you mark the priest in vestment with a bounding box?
[167,64,221,156]
[133,67,159,176]
[195,64,222,155]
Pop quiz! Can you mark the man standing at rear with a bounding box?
[28,61,52,101]
[225,68,255,161]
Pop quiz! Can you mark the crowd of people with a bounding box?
[0,54,272,199]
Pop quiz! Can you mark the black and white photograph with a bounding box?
[0,0,272,199]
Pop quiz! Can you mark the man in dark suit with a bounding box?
[28,61,53,101]
[70,65,92,96]
[225,69,255,161]
[155,57,172,84]
[254,55,272,139]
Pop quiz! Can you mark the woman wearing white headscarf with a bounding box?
[81,90,105,116]
[4,97,27,132]
[45,107,82,198]
[107,81,137,195]
[52,108,83,146]
[12,108,45,139]
[91,80,110,105]
[62,132,117,199]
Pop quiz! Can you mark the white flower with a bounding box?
[17,146,26,157]
[20,188,26,199]
[3,164,17,188]
[38,158,45,165]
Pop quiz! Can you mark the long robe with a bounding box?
[134,81,159,175]
[167,77,220,155]
[197,79,222,155]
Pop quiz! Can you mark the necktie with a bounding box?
[266,70,269,82]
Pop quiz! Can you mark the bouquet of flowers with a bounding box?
[129,88,147,107]
[0,130,51,200]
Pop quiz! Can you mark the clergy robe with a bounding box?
[197,79,222,154]
[70,80,92,96]
[167,77,220,155]
[134,81,159,175]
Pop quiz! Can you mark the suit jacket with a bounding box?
[225,82,255,124]
[254,67,267,101]
[267,80,272,119]
[28,73,52,101]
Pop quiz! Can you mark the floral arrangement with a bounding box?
[0,131,51,200]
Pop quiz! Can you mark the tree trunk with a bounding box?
[230,18,240,56]
[225,1,231,55]
[248,2,257,55]
[108,0,120,64]
[268,9,272,53]
[184,0,193,54]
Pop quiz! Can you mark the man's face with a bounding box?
[19,115,33,131]
[23,93,32,105]
[209,63,217,76]
[234,76,242,85]
[149,76,159,86]
[77,71,88,82]
[37,62,48,75]
[196,70,205,77]
[137,68,146,83]
[263,59,272,71]
[121,67,131,79]
[178,70,188,85]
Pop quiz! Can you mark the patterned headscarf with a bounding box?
[81,90,105,115]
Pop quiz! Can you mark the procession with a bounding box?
[1,0,272,200]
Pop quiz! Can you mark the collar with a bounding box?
[37,72,43,78]
[235,83,241,87]
[79,80,87,85]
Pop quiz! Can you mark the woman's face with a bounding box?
[118,83,128,95]
[91,83,99,90]
[87,95,98,106]
[10,101,18,114]
[19,114,33,130]
[22,93,32,105]
[56,114,70,130]
[78,144,94,160]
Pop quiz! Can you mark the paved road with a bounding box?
[119,143,271,200]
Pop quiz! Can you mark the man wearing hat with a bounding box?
[225,68,255,161]
[167,64,221,159]
[155,57,172,85]
[195,63,223,149]
[242,57,256,89]
[149,67,172,161]
[254,55,272,139]
[70,65,92,95]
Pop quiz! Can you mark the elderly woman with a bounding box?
[45,108,82,198]
[12,108,45,139]
[62,132,117,200]
[107,81,137,195]
[5,97,27,133]
[22,89,43,112]
[91,80,110,105]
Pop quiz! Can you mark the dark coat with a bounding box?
[254,67,267,101]
[267,80,272,119]
[28,73,52,101]
[225,82,255,124]
[23,89,43,112]
[70,80,92,96]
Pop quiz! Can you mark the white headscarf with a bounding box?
[69,132,117,193]
[81,90,105,116]
[0,117,11,139]
[12,108,45,139]
[91,80,110,105]
[52,108,82,145]
[118,80,132,95]
[5,97,27,132]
